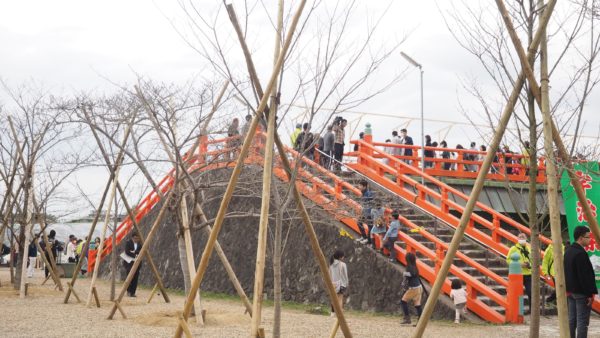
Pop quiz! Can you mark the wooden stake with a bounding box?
[107,190,174,320]
[181,194,204,325]
[147,283,159,304]
[225,4,352,336]
[66,282,81,303]
[177,313,193,338]
[329,320,340,338]
[112,301,128,319]
[92,286,101,308]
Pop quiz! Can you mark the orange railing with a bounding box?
[261,137,517,323]
[347,136,600,314]
[346,142,547,183]
[88,134,243,271]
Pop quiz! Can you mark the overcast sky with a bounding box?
[1,1,597,141]
[1,1,598,217]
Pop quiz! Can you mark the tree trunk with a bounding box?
[272,207,283,338]
[110,197,118,301]
[527,3,541,334]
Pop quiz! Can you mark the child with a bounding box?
[450,279,467,324]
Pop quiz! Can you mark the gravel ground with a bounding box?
[1,267,599,337]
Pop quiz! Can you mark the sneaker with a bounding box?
[454,320,460,324]
[359,238,369,244]
[355,238,363,243]
[389,258,395,262]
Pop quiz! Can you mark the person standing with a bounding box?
[401,252,423,325]
[332,117,347,171]
[400,129,413,164]
[392,130,403,157]
[450,279,468,324]
[27,239,37,278]
[241,114,252,137]
[290,123,302,147]
[40,230,61,278]
[564,226,598,338]
[225,118,240,161]
[322,125,335,169]
[356,180,374,244]
[329,250,348,315]
[542,242,563,305]
[123,232,142,297]
[507,233,532,313]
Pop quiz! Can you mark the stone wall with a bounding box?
[100,166,455,319]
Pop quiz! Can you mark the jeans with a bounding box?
[568,293,592,338]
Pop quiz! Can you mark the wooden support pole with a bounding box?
[538,7,569,336]
[181,195,204,325]
[173,3,306,336]
[92,286,101,308]
[147,283,159,304]
[107,190,174,320]
[224,4,352,336]
[114,301,128,319]
[249,51,279,337]
[177,313,193,338]
[64,110,136,303]
[87,165,121,307]
[413,3,557,335]
[116,182,170,303]
[34,240,62,291]
[66,282,81,303]
[197,208,254,316]
[82,106,170,304]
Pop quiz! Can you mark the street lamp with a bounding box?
[400,51,425,185]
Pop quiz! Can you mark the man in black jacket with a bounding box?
[123,232,142,297]
[564,226,598,338]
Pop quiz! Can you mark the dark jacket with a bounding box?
[28,242,37,257]
[564,242,598,296]
[404,136,414,157]
[124,239,142,260]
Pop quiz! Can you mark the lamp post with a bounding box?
[400,51,425,185]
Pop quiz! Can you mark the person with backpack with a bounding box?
[506,232,532,314]
[401,252,423,325]
[450,279,468,324]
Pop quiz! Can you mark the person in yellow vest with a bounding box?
[542,242,565,305]
[507,232,532,313]
[290,123,302,147]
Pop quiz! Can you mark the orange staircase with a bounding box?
[345,134,600,315]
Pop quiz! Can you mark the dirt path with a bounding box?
[1,267,598,337]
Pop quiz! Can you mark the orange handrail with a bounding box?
[365,141,546,183]
[88,134,240,270]
[264,138,510,323]
[350,139,552,250]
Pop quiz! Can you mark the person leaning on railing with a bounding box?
[440,140,453,171]
[332,117,347,171]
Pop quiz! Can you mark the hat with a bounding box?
[295,123,302,129]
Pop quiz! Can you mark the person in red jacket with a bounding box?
[564,226,598,338]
